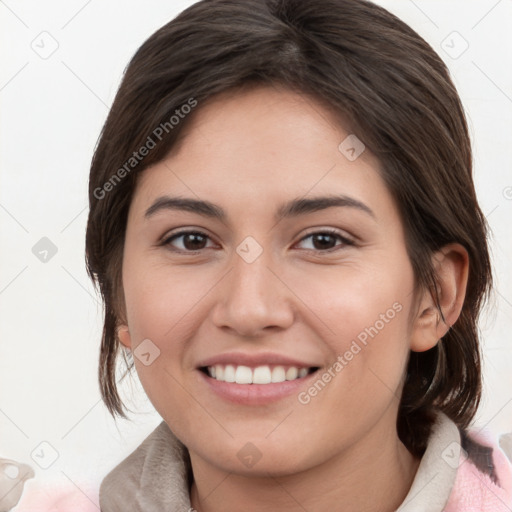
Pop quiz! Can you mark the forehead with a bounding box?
[166,84,367,167]
[130,85,396,225]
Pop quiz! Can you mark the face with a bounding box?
[119,85,420,476]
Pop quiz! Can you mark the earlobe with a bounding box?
[117,325,132,349]
[410,243,469,353]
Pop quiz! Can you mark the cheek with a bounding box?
[121,258,217,421]
[291,259,414,400]
[123,258,203,343]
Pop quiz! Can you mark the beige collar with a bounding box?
[100,412,460,511]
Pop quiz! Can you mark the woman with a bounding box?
[85,0,512,510]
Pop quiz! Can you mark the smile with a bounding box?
[202,364,318,384]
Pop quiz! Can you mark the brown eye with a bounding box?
[162,230,213,252]
[296,229,354,252]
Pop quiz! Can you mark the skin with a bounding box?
[117,84,469,512]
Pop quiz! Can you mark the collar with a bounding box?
[397,412,460,511]
[99,412,466,511]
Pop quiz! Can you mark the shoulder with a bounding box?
[99,421,191,511]
[444,426,512,511]
[398,411,512,512]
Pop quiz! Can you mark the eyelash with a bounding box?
[160,228,355,254]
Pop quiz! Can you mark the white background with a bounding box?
[1,0,511,506]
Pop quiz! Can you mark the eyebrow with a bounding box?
[144,194,375,221]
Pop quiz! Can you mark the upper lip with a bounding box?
[197,351,321,369]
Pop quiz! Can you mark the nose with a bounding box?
[211,242,295,337]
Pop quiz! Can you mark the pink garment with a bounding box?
[13,479,99,512]
[444,429,512,511]
[12,426,512,511]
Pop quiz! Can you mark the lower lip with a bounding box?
[198,370,319,405]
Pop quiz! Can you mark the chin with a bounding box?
[195,435,312,476]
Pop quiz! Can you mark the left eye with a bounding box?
[296,230,354,252]
[161,229,354,253]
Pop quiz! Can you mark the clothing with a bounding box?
[99,412,512,511]
[13,479,100,512]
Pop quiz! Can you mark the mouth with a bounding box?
[199,364,319,384]
[198,364,320,404]
[195,352,322,404]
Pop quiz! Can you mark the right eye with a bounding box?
[161,230,216,253]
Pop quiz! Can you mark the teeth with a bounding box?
[206,364,313,384]
[285,367,298,380]
[224,365,236,383]
[253,366,272,384]
[235,365,252,384]
[271,366,286,383]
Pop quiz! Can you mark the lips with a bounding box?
[197,351,321,370]
[196,351,321,404]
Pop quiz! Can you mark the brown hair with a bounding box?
[85,0,492,456]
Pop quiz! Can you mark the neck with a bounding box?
[189,419,421,512]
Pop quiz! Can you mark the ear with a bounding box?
[410,243,469,352]
[117,325,133,349]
